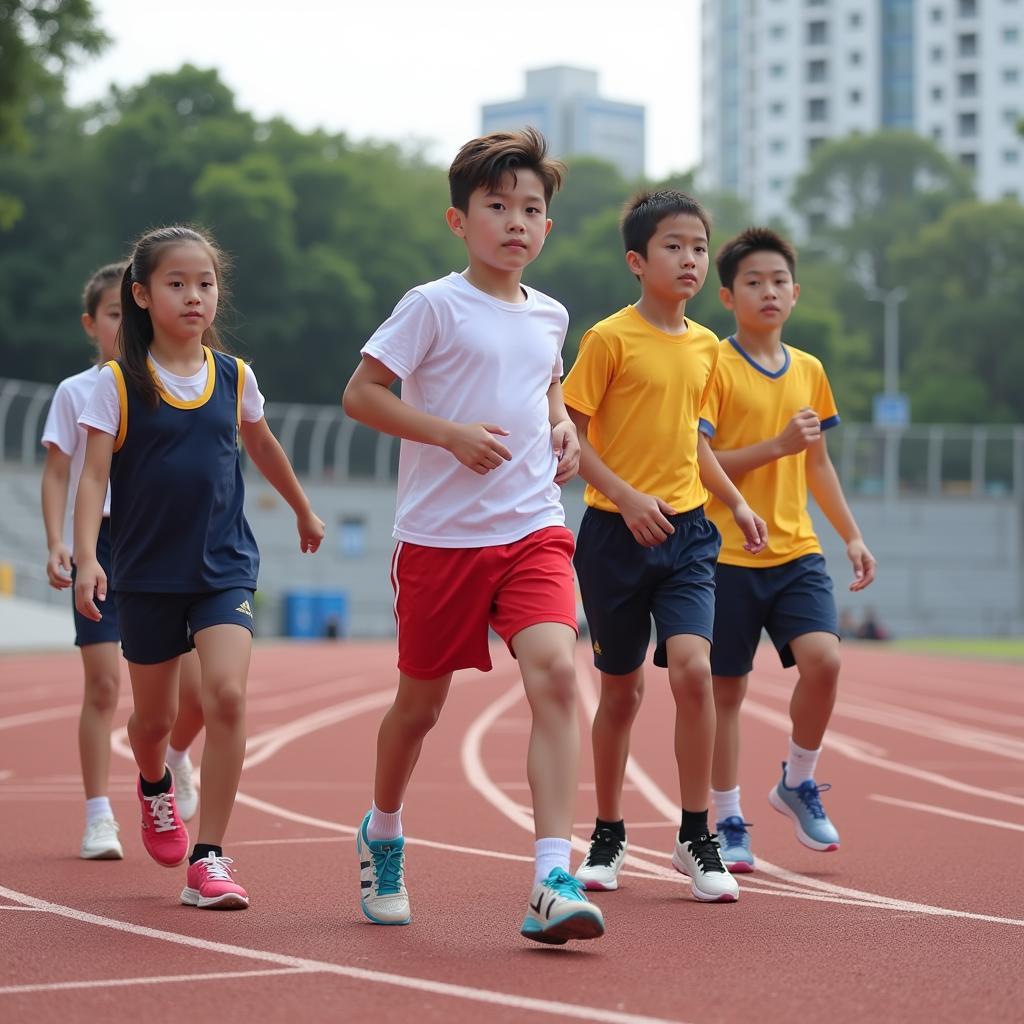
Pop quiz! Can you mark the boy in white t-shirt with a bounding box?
[343,128,604,945]
[40,264,206,859]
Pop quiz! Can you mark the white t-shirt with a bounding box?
[41,366,112,552]
[361,271,568,547]
[79,353,265,439]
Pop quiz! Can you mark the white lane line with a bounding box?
[739,698,1024,809]
[0,968,315,995]
[869,794,1024,833]
[0,906,47,911]
[0,885,686,1024]
[0,705,88,731]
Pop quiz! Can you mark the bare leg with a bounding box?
[169,648,204,752]
[513,622,579,839]
[78,642,121,798]
[373,672,452,812]
[192,624,251,846]
[590,668,644,822]
[665,634,715,812]
[125,657,180,782]
[711,674,749,793]
[788,632,841,750]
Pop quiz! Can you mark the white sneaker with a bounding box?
[171,756,199,822]
[357,811,411,925]
[575,827,628,891]
[521,868,605,944]
[80,817,124,860]
[671,832,739,902]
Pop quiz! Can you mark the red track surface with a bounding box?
[1,641,1022,1023]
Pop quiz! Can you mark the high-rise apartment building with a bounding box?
[700,0,1023,223]
[482,66,646,179]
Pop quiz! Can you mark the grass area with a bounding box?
[891,637,1024,662]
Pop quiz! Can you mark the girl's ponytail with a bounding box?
[118,261,160,409]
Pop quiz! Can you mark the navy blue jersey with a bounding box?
[106,347,260,593]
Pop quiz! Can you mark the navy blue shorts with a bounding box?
[574,506,721,675]
[711,553,839,677]
[115,588,256,665]
[71,518,120,647]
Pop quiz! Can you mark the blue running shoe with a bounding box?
[521,867,605,944]
[715,816,755,873]
[768,763,840,852]
[357,810,411,924]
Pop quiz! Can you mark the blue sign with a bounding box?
[873,393,910,428]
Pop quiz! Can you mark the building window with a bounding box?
[770,177,786,191]
[850,89,862,104]
[958,33,978,57]
[958,0,977,15]
[808,98,828,121]
[931,6,943,21]
[849,50,862,65]
[1005,108,1021,124]
[807,59,828,82]
[932,85,944,101]
[1005,149,1020,164]
[931,46,944,62]
[850,12,862,26]
[958,112,977,136]
[808,137,827,154]
[1005,27,1020,43]
[958,72,978,96]
[1005,68,1020,83]
[932,126,943,142]
[808,21,828,45]
[770,23,786,38]
[769,63,786,78]
[960,152,977,169]
[769,100,786,115]
[769,138,787,154]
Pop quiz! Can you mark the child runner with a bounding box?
[74,226,324,908]
[565,191,767,903]
[343,128,605,944]
[703,227,876,870]
[41,263,203,857]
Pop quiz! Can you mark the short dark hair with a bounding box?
[620,189,712,258]
[716,227,797,290]
[82,262,127,319]
[449,127,565,212]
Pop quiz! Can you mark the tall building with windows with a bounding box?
[482,66,646,179]
[700,0,1023,223]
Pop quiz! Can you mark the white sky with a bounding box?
[66,0,703,179]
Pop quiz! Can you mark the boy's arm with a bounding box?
[343,354,513,476]
[697,434,768,553]
[712,408,822,477]
[547,380,579,484]
[73,429,114,621]
[806,435,875,591]
[239,418,324,553]
[567,405,678,547]
[41,446,73,589]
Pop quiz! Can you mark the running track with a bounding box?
[1,642,1022,1023]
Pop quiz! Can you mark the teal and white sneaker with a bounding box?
[357,810,411,925]
[716,816,755,873]
[521,868,605,945]
[768,763,840,852]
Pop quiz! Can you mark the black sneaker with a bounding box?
[574,827,627,891]
[671,831,739,902]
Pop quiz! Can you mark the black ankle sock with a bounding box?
[189,844,223,865]
[596,817,626,841]
[139,767,172,797]
[679,809,709,844]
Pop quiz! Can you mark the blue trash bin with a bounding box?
[317,591,349,639]
[283,590,319,638]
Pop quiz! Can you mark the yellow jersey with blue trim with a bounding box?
[700,337,840,568]
[563,305,720,514]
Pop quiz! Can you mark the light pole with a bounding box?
[864,284,908,500]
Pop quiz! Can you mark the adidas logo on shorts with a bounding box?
[235,599,253,618]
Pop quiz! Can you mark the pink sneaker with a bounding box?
[137,775,188,867]
[181,853,249,909]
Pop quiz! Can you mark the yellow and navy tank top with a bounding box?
[106,347,260,592]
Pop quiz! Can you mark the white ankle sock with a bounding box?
[711,786,743,823]
[785,740,821,787]
[366,802,403,841]
[85,796,112,825]
[165,745,189,768]
[534,837,572,885]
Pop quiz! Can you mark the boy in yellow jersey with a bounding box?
[701,227,876,871]
[564,191,768,903]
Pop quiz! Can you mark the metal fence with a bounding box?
[2,376,1023,499]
